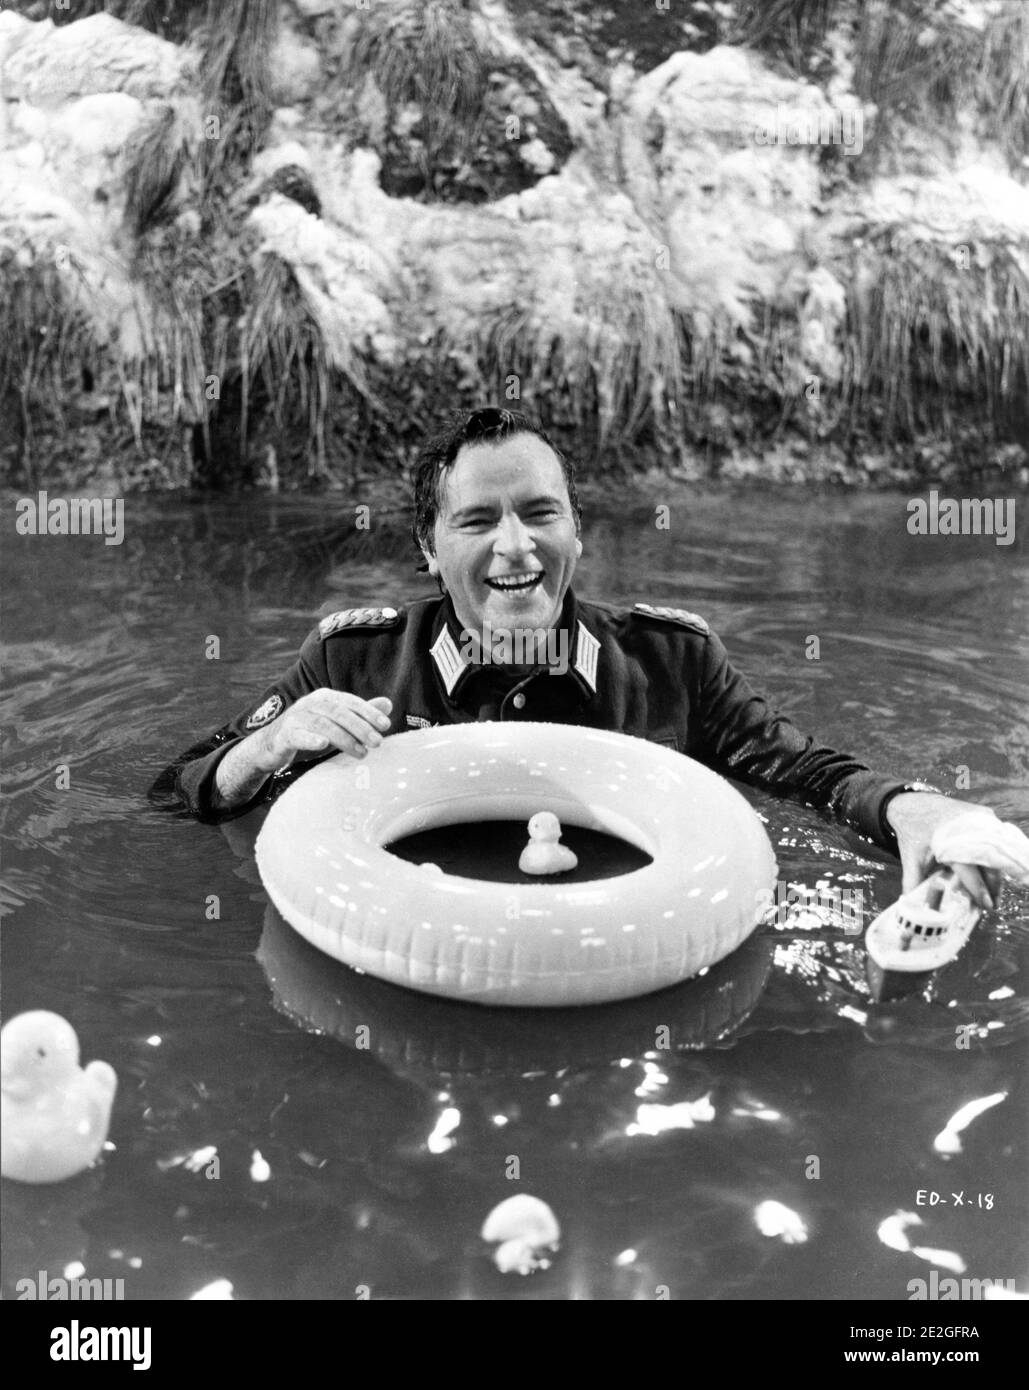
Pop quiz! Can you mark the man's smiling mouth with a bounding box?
[485,572,544,592]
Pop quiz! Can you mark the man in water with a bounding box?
[167,406,1000,907]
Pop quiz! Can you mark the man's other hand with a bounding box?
[253,691,393,773]
[886,792,1003,909]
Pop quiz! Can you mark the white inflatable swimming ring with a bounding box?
[255,722,777,1007]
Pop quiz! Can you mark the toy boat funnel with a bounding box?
[865,867,980,974]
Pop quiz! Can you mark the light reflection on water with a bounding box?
[2,483,1027,1300]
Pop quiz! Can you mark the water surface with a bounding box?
[2,483,1027,1300]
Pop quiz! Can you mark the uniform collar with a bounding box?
[430,591,599,701]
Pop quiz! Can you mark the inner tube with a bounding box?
[258,903,775,1079]
[255,722,777,1007]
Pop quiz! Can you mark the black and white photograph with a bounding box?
[2,0,1027,1341]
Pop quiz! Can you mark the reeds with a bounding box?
[845,233,1029,442]
[0,259,98,486]
[737,0,1029,168]
[4,0,1026,487]
[457,268,682,459]
[344,0,490,191]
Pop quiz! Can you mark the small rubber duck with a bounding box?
[1,1011,117,1184]
[481,1194,561,1274]
[518,812,578,876]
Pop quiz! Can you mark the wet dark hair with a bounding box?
[412,406,582,559]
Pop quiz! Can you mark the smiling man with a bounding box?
[166,407,1001,906]
[425,427,581,674]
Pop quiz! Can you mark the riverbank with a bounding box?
[1,0,1026,491]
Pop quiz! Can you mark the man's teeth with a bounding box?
[488,574,541,590]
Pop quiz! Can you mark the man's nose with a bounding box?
[493,513,535,556]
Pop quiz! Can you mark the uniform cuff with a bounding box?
[875,780,947,854]
[829,772,916,855]
[174,738,272,823]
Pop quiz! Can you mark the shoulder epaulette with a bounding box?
[632,603,709,635]
[318,606,401,638]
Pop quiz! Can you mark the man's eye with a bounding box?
[525,509,559,521]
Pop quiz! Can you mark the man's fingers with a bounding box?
[952,863,1000,911]
[900,846,933,896]
[292,730,331,753]
[900,852,1000,911]
[310,691,392,734]
[258,691,393,768]
[299,710,377,757]
[367,696,393,726]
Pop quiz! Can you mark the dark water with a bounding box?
[388,821,652,881]
[2,483,1027,1301]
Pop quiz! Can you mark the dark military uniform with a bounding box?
[168,590,909,852]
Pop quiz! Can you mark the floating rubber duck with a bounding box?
[1,1011,117,1184]
[518,812,578,876]
[481,1194,560,1274]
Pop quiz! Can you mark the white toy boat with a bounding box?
[865,867,981,973]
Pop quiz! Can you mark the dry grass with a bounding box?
[344,0,490,179]
[736,0,1029,167]
[733,0,838,72]
[458,275,682,457]
[844,233,1029,440]
[240,251,336,479]
[0,260,96,485]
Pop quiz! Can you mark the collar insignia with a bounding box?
[431,616,601,698]
[572,621,600,694]
[430,624,469,697]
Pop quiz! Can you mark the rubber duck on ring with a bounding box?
[518,812,578,876]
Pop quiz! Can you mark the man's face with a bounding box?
[423,433,582,639]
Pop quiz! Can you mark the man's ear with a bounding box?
[421,547,440,577]
[574,537,583,557]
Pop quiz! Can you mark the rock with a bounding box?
[247,192,400,368]
[2,12,188,105]
[293,0,342,16]
[0,10,35,71]
[519,137,556,175]
[799,267,847,381]
[620,46,852,333]
[49,93,146,161]
[268,23,323,105]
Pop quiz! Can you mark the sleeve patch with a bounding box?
[633,603,709,635]
[245,694,284,728]
[318,606,401,638]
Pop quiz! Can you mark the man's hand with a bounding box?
[886,792,1002,909]
[251,691,393,773]
[212,692,392,811]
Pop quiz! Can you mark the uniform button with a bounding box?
[512,692,527,710]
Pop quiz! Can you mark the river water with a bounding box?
[2,483,1027,1301]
